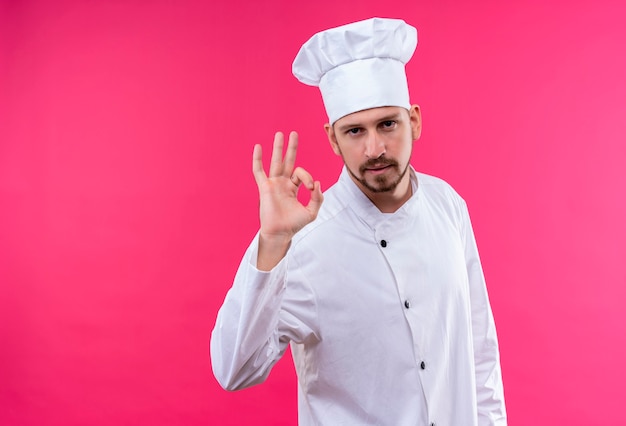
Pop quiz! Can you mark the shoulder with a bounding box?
[413,171,471,229]
[416,171,466,204]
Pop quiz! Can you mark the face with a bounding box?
[325,105,422,198]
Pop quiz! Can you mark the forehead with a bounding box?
[334,106,408,129]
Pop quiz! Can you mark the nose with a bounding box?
[364,133,385,159]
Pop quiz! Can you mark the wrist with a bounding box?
[257,234,292,271]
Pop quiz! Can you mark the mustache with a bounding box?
[359,158,399,174]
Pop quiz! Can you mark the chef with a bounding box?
[211,17,507,426]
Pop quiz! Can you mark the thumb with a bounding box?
[306,181,324,217]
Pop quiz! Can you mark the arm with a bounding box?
[461,201,507,425]
[210,236,318,390]
[210,131,323,390]
[210,237,289,390]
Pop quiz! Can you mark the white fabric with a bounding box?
[211,167,507,425]
[292,17,417,124]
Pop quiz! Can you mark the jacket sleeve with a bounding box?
[210,234,319,391]
[461,201,508,425]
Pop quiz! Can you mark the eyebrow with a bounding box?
[336,112,404,133]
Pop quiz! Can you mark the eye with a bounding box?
[346,127,362,135]
[380,120,396,129]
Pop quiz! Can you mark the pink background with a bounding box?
[2,0,625,424]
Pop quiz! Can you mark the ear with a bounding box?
[324,123,342,156]
[409,105,422,141]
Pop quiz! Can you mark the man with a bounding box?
[211,17,507,425]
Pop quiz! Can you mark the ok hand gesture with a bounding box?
[252,131,323,270]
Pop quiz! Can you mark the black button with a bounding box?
[404,300,410,309]
[380,240,387,247]
[420,361,426,370]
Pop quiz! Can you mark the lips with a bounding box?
[361,160,396,174]
[365,164,390,172]
[367,162,389,169]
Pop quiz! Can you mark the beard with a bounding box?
[345,156,411,194]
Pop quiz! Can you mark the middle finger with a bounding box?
[283,131,299,177]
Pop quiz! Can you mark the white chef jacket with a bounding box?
[211,167,506,426]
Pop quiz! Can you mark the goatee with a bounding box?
[347,158,410,193]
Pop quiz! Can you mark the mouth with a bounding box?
[363,164,392,174]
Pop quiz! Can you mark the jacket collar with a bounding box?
[335,165,421,230]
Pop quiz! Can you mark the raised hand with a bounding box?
[252,131,323,271]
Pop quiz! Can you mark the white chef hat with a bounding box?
[292,17,418,124]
